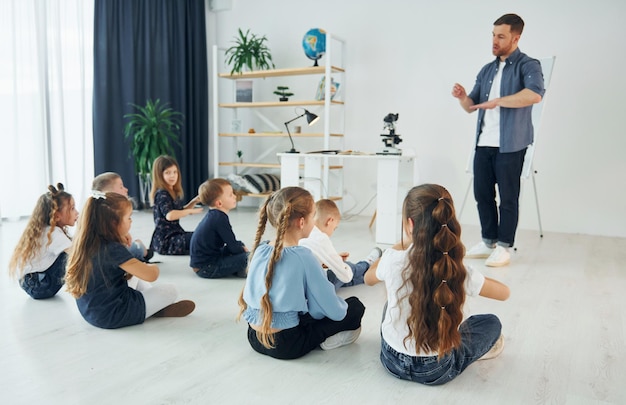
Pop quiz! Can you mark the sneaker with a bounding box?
[465,242,495,259]
[320,327,362,350]
[365,247,383,265]
[479,334,504,360]
[485,246,510,267]
[152,300,196,318]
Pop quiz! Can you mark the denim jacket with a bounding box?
[468,48,545,153]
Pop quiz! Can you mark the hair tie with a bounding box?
[441,224,447,228]
[438,197,444,201]
[442,251,448,255]
[441,279,447,283]
[92,190,106,200]
[441,306,446,310]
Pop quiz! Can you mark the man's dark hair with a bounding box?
[494,13,524,35]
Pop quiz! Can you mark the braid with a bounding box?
[400,185,467,358]
[431,197,465,357]
[238,194,271,319]
[257,202,292,349]
[238,187,313,350]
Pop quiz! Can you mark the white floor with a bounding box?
[2,206,626,404]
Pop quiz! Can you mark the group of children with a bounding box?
[8,153,510,385]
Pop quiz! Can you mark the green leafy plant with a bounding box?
[123,99,183,180]
[273,86,294,101]
[225,28,275,75]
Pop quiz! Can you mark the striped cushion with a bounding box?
[241,174,281,194]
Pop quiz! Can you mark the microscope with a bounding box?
[377,113,402,155]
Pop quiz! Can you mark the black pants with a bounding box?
[473,147,526,247]
[247,296,365,360]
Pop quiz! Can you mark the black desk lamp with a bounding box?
[284,109,320,153]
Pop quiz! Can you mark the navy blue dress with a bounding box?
[150,189,193,255]
[76,242,146,329]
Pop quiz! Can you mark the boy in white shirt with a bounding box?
[300,199,382,290]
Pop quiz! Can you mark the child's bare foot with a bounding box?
[152,300,195,317]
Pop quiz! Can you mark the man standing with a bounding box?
[452,14,544,267]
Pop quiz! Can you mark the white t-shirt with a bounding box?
[375,246,485,356]
[20,226,72,275]
[478,60,507,147]
[299,226,353,283]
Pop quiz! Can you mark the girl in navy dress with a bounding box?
[65,191,195,329]
[149,155,202,255]
[9,183,78,299]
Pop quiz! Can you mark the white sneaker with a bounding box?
[320,327,362,350]
[479,334,504,360]
[485,246,510,267]
[465,242,495,259]
[364,247,383,265]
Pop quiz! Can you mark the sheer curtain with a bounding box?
[0,0,94,219]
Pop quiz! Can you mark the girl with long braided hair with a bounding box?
[365,184,510,385]
[238,187,365,359]
[9,183,78,299]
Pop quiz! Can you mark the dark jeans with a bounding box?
[247,296,365,360]
[473,147,526,247]
[380,314,502,385]
[195,252,249,278]
[20,252,67,299]
[327,261,369,290]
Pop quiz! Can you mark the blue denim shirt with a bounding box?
[468,48,545,153]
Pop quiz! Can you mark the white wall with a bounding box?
[207,0,626,238]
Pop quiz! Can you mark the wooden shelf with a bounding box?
[218,100,344,108]
[218,66,344,80]
[219,162,282,169]
[218,132,343,137]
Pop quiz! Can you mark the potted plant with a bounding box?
[224,28,275,75]
[273,86,294,102]
[123,98,183,208]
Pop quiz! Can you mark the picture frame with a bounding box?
[235,80,253,102]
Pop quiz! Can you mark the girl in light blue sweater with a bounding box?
[238,187,365,359]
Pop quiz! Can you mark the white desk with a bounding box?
[278,152,418,244]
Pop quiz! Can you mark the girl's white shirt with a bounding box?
[375,245,485,356]
[20,226,71,275]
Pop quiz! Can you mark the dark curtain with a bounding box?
[93,0,208,204]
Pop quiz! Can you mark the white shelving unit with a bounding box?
[211,33,346,200]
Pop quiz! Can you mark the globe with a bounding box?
[302,28,326,66]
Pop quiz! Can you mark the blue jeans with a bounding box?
[473,147,526,247]
[195,252,249,278]
[20,252,67,299]
[380,314,502,385]
[327,260,369,290]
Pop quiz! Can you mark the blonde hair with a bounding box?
[92,172,121,192]
[237,187,314,348]
[8,183,72,278]
[314,199,340,222]
[150,155,184,203]
[65,193,132,298]
[198,178,230,207]
[399,184,466,358]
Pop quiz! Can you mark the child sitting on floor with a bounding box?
[365,184,510,385]
[65,191,195,329]
[190,178,249,278]
[299,199,381,290]
[8,183,78,299]
[239,187,365,359]
[92,172,153,262]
